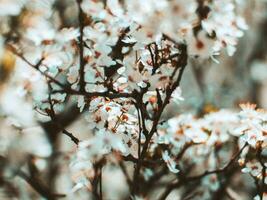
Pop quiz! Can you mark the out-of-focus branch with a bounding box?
[158,143,248,200]
[132,39,188,194]
[17,170,66,200]
[187,143,248,181]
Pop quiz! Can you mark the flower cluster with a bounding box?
[71,103,266,199]
[0,0,266,200]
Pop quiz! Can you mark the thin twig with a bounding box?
[76,0,86,92]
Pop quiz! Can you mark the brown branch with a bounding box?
[158,180,182,200]
[256,144,266,200]
[140,42,188,160]
[132,40,188,194]
[17,170,66,200]
[187,143,248,181]
[76,0,86,92]
[158,143,248,200]
[8,47,74,93]
[62,129,80,145]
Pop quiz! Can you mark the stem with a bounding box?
[76,0,86,92]
[99,166,103,200]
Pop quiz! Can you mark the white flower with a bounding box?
[107,0,124,17]
[186,30,214,57]
[71,177,91,193]
[253,195,260,200]
[0,0,26,16]
[184,125,209,143]
[162,150,179,173]
[67,66,79,84]
[241,161,263,177]
[51,93,66,102]
[56,28,80,43]
[241,127,264,147]
[202,174,219,191]
[94,43,112,55]
[171,87,184,104]
[96,54,116,67]
[77,129,127,159]
[77,96,85,112]
[122,37,137,44]
[70,160,92,172]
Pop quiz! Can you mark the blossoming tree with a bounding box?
[0,0,266,200]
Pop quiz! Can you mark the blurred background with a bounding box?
[0,0,267,199]
[178,0,267,113]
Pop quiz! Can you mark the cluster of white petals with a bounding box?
[0,0,266,199]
